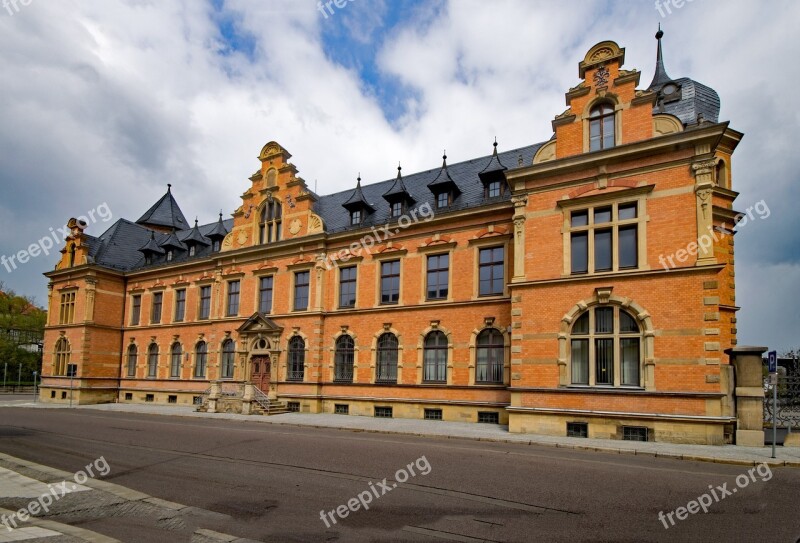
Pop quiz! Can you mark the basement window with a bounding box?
[477,411,499,424]
[424,408,443,421]
[124,393,133,401]
[145,394,154,403]
[334,404,349,415]
[622,426,649,442]
[287,401,300,412]
[567,422,588,438]
[168,395,177,404]
[374,406,393,418]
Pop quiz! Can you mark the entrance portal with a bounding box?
[251,355,271,394]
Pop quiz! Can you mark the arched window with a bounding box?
[54,338,70,376]
[147,344,159,378]
[423,331,447,383]
[287,336,305,381]
[589,103,615,151]
[570,306,641,387]
[476,329,504,383]
[259,200,282,244]
[221,339,235,379]
[126,345,137,377]
[376,333,398,383]
[334,335,354,383]
[170,343,182,378]
[194,342,207,378]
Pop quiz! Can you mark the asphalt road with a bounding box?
[0,406,798,543]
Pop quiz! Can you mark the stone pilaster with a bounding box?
[511,195,528,281]
[692,159,717,266]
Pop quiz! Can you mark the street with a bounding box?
[0,404,798,542]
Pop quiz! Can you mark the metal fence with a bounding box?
[764,375,800,429]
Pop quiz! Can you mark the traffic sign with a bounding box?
[768,350,778,373]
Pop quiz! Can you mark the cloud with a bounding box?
[0,0,797,350]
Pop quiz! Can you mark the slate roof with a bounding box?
[316,143,542,234]
[136,185,189,230]
[647,27,720,125]
[84,217,234,272]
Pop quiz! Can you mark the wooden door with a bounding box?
[251,355,271,394]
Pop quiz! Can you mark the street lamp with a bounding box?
[17,362,21,392]
[32,371,38,403]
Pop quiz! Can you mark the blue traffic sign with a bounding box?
[768,350,778,373]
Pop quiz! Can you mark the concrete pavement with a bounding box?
[12,400,800,467]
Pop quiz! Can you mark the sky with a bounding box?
[0,0,797,352]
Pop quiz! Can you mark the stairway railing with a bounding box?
[252,386,270,415]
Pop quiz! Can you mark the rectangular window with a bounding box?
[258,276,273,314]
[568,202,641,274]
[174,289,186,322]
[570,232,589,274]
[567,422,588,438]
[621,338,640,386]
[151,292,163,324]
[227,280,240,316]
[130,295,141,325]
[595,338,614,385]
[477,412,500,424]
[426,254,449,300]
[570,339,589,385]
[287,401,300,412]
[436,192,450,209]
[145,394,154,403]
[334,404,349,415]
[478,247,504,296]
[59,292,76,325]
[619,226,638,269]
[380,260,400,304]
[339,266,357,308]
[424,408,443,421]
[391,202,403,217]
[374,406,393,418]
[124,392,132,401]
[294,271,310,311]
[622,426,649,442]
[199,286,211,319]
[168,395,177,404]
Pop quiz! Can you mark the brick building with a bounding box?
[40,32,744,444]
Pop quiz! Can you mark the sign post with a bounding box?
[32,371,38,403]
[768,350,778,458]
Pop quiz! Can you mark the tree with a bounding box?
[0,282,46,385]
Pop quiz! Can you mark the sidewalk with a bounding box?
[13,401,800,467]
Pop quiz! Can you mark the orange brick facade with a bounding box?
[39,38,744,444]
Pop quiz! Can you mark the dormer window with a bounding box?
[351,210,363,225]
[259,200,282,244]
[436,191,451,209]
[166,250,173,262]
[391,202,403,217]
[188,245,196,257]
[589,103,615,151]
[144,255,152,265]
[212,240,221,252]
[485,181,504,198]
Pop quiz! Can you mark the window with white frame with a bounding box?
[569,201,640,274]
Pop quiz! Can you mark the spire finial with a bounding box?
[167,183,172,192]
[648,24,672,89]
[357,173,361,184]
[194,217,199,227]
[492,137,498,156]
[397,162,402,177]
[442,150,447,166]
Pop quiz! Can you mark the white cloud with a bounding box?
[0,0,797,349]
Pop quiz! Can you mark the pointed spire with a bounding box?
[183,217,210,246]
[343,173,375,212]
[207,211,229,240]
[648,24,673,90]
[479,138,508,185]
[428,149,461,197]
[136,184,188,230]
[139,230,165,254]
[383,161,415,204]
